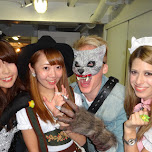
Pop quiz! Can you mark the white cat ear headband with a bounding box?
[128,36,152,54]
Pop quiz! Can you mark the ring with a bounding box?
[61,95,68,100]
[55,105,62,111]
[140,114,150,122]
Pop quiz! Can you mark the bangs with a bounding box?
[0,41,17,63]
[44,48,65,67]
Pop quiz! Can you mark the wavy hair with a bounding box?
[124,45,152,140]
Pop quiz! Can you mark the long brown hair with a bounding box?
[0,40,25,130]
[124,45,152,140]
[28,48,74,123]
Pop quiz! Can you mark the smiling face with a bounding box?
[0,59,18,93]
[130,58,152,100]
[29,52,63,93]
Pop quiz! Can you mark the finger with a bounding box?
[56,106,75,118]
[62,96,79,112]
[54,84,59,93]
[143,108,148,113]
[43,96,50,103]
[59,125,72,131]
[57,116,73,124]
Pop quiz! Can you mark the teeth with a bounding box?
[2,77,12,81]
[49,80,55,82]
[86,77,89,81]
[77,76,90,81]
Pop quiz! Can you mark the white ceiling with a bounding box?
[0,0,132,41]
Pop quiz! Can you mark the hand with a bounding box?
[43,85,67,117]
[56,97,117,151]
[124,108,149,133]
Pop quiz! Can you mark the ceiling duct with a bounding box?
[90,0,132,23]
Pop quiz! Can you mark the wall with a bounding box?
[103,0,152,85]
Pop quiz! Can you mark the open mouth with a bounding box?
[76,74,92,81]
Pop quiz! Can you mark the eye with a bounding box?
[75,61,80,67]
[130,70,137,75]
[87,61,95,67]
[145,72,152,76]
[43,66,49,70]
[56,65,62,69]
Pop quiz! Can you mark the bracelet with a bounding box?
[123,138,137,146]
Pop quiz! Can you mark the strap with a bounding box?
[26,107,48,152]
[88,76,119,114]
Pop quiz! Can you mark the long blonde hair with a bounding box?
[124,45,152,140]
[28,48,74,123]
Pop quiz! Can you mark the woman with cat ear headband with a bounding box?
[124,36,152,152]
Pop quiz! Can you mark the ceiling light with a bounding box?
[12,36,19,41]
[33,0,48,14]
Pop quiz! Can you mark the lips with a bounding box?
[76,74,92,82]
[134,85,147,92]
[48,80,56,85]
[1,76,13,82]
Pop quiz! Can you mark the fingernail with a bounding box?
[61,95,68,100]
[55,105,62,111]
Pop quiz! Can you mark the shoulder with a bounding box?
[105,81,125,103]
[16,108,32,130]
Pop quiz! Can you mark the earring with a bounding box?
[32,73,36,77]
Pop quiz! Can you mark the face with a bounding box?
[29,52,63,92]
[130,58,152,100]
[0,59,18,93]
[76,45,108,97]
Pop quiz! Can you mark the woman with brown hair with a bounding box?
[124,37,152,152]
[0,40,27,151]
[16,36,86,152]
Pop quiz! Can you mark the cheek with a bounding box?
[147,78,152,86]
[36,70,47,80]
[11,65,18,76]
[130,75,135,84]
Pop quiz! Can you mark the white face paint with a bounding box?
[72,45,106,81]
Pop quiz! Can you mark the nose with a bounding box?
[2,64,10,74]
[49,68,56,77]
[78,69,84,75]
[136,74,144,84]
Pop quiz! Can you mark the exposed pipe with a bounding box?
[67,0,78,7]
[90,0,109,23]
[90,0,129,23]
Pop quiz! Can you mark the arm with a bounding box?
[124,109,149,152]
[0,91,31,128]
[65,131,86,146]
[55,97,117,151]
[22,129,39,152]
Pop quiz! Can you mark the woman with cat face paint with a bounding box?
[16,36,86,152]
[124,37,152,152]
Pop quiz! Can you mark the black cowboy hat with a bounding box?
[17,35,74,81]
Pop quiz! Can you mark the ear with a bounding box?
[28,63,35,73]
[103,63,108,74]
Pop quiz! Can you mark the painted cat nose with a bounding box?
[78,69,84,74]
